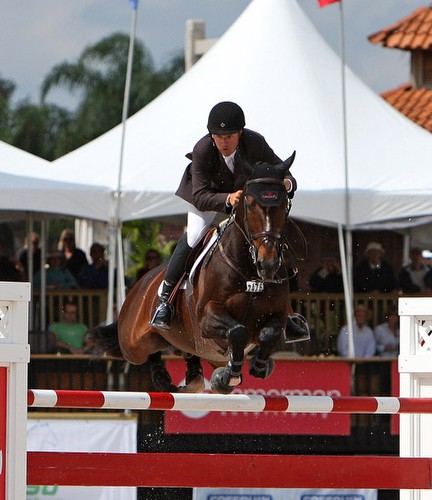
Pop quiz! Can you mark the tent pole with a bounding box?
[106,222,117,325]
[338,224,355,358]
[26,213,34,330]
[40,219,48,332]
[109,2,139,321]
[116,226,126,309]
[338,0,355,357]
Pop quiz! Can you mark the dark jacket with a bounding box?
[398,264,432,293]
[353,259,399,293]
[175,129,297,213]
[309,267,344,293]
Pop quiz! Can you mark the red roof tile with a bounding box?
[381,83,432,132]
[368,6,432,50]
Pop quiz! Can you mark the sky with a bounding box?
[1,0,423,109]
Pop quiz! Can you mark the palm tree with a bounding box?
[0,76,16,143]
[11,101,72,160]
[41,33,184,156]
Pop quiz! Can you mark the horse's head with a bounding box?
[239,152,295,281]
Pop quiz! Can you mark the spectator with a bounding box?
[353,241,399,293]
[33,251,78,290]
[399,247,432,294]
[17,232,41,280]
[79,243,108,289]
[136,248,162,281]
[58,229,88,281]
[309,254,344,293]
[337,304,376,357]
[375,305,399,358]
[49,301,88,354]
[0,242,22,281]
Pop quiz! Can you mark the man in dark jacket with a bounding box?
[151,101,300,335]
[354,241,399,293]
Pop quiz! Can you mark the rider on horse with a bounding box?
[150,101,308,340]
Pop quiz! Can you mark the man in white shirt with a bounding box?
[337,304,376,357]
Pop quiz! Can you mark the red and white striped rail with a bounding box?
[27,452,432,489]
[27,389,432,414]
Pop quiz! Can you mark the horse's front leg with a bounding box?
[249,319,283,379]
[201,301,248,394]
[210,323,249,394]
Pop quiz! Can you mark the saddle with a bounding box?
[167,223,223,304]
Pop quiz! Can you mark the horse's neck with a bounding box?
[219,213,254,270]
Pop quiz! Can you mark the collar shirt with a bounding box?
[223,151,236,174]
[337,321,376,358]
[375,322,399,358]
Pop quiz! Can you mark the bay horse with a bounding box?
[91,153,298,394]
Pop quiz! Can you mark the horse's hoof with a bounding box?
[178,375,205,393]
[150,363,178,392]
[210,367,241,394]
[249,357,275,379]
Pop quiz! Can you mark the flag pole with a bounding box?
[107,0,139,323]
[337,0,355,358]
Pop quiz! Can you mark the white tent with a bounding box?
[48,0,432,229]
[0,141,111,220]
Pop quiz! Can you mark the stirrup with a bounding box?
[150,302,174,331]
[284,313,310,343]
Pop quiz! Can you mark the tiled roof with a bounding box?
[368,5,432,50]
[381,83,432,132]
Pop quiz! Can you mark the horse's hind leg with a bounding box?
[210,325,248,394]
[148,352,178,392]
[249,325,281,379]
[177,354,205,393]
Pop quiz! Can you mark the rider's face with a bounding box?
[212,131,241,157]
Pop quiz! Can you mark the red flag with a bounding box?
[318,0,340,7]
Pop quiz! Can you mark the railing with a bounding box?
[32,289,108,330]
[290,291,401,354]
[31,289,426,355]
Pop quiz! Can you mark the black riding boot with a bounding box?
[150,234,191,330]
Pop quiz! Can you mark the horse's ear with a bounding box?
[274,151,296,178]
[284,150,296,169]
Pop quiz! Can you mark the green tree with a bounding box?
[41,32,184,156]
[0,75,16,142]
[11,101,72,160]
[122,220,177,283]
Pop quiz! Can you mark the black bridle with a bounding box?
[218,177,289,282]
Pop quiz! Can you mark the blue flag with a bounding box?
[129,0,138,10]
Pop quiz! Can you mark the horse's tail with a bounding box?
[88,321,123,359]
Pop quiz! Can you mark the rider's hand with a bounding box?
[227,190,243,208]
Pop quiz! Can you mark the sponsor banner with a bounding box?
[0,367,6,499]
[193,487,377,499]
[165,360,351,435]
[27,416,137,499]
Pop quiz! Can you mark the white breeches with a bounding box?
[186,205,217,247]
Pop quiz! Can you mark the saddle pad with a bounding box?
[188,228,219,284]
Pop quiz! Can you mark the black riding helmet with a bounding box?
[207,101,246,135]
